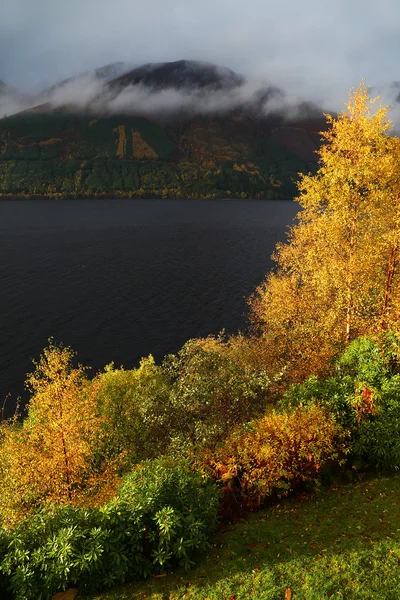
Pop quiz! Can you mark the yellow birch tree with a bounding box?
[251,82,400,382]
[0,341,118,527]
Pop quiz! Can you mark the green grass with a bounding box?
[85,472,400,600]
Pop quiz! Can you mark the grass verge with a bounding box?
[85,472,400,599]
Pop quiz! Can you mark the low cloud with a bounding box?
[0,85,34,119]
[38,71,324,122]
[2,0,400,116]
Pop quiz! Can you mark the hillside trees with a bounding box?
[250,82,400,382]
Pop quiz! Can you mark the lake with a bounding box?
[0,199,299,416]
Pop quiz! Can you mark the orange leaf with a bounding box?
[285,589,292,600]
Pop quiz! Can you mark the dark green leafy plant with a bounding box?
[279,374,356,429]
[0,458,219,600]
[118,457,220,569]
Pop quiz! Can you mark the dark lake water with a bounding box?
[0,199,299,416]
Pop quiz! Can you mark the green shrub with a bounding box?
[352,375,400,469]
[280,374,356,429]
[336,334,399,386]
[118,457,220,569]
[0,528,11,599]
[164,336,270,456]
[205,404,348,508]
[326,334,400,470]
[280,334,400,471]
[93,338,270,467]
[92,356,172,471]
[0,458,219,600]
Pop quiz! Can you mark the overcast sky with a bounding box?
[2,0,400,107]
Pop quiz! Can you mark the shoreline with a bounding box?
[0,194,293,201]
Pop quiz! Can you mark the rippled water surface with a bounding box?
[0,198,299,415]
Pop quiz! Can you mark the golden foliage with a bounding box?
[132,131,158,160]
[250,82,400,382]
[269,175,282,187]
[204,404,347,507]
[38,138,62,147]
[88,119,98,127]
[233,162,263,178]
[113,125,127,158]
[0,341,119,527]
[202,159,216,169]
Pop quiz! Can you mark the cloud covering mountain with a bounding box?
[3,0,400,112]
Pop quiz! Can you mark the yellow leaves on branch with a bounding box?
[250,82,400,383]
[0,340,119,527]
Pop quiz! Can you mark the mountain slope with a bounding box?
[0,61,327,199]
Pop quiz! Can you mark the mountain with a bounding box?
[0,60,327,200]
[109,60,245,91]
[0,63,131,119]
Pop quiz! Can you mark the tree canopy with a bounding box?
[251,82,400,382]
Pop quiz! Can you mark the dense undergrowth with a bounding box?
[0,331,399,600]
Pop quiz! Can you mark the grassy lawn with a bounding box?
[85,472,400,600]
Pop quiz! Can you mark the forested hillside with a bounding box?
[0,111,323,199]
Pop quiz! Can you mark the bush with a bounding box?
[280,374,356,429]
[92,356,172,471]
[280,334,400,471]
[164,336,270,455]
[352,375,400,469]
[0,529,12,599]
[118,457,220,569]
[205,405,349,508]
[0,458,220,600]
[336,333,400,386]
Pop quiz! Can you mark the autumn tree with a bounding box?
[251,82,400,383]
[0,341,117,527]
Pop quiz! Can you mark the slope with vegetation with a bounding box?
[0,111,322,199]
[0,83,399,599]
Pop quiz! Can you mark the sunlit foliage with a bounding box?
[0,341,118,527]
[251,82,400,382]
[164,335,271,457]
[91,356,172,471]
[204,404,348,508]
